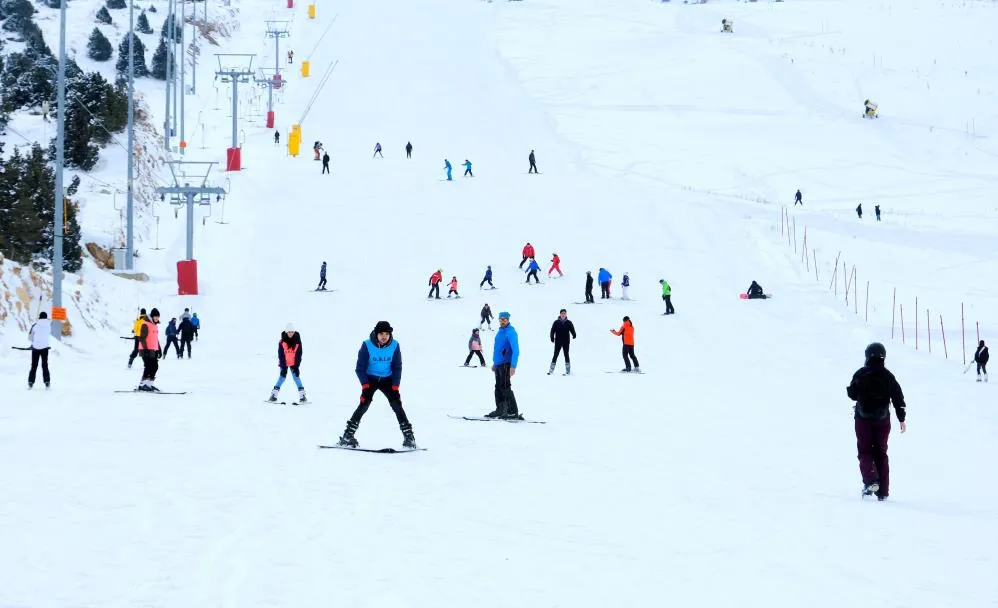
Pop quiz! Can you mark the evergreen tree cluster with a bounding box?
[95,5,111,24]
[136,10,153,34]
[0,142,83,272]
[54,72,129,170]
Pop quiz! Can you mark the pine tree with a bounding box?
[87,28,113,61]
[115,33,149,77]
[106,0,127,9]
[96,6,112,24]
[160,13,181,43]
[0,150,44,265]
[137,11,153,34]
[62,98,100,170]
[150,38,175,80]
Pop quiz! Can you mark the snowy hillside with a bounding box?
[1,0,996,606]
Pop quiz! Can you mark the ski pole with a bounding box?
[963,361,974,374]
[11,346,31,351]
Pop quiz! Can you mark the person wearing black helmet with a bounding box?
[136,308,163,391]
[338,321,416,449]
[973,340,989,382]
[846,342,907,500]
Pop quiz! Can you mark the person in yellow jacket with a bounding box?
[127,308,146,368]
[659,279,675,315]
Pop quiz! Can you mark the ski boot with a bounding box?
[28,382,33,389]
[633,367,641,374]
[45,382,50,390]
[565,362,571,375]
[862,481,880,497]
[985,373,990,383]
[502,412,525,421]
[401,423,417,449]
[484,408,503,418]
[977,376,983,383]
[876,495,887,502]
[547,362,555,375]
[621,368,632,373]
[268,387,280,402]
[298,387,307,404]
[337,420,359,448]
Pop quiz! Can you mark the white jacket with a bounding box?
[30,319,52,349]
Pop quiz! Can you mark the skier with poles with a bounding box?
[269,323,307,404]
[27,312,51,389]
[847,342,907,501]
[127,308,146,368]
[974,340,989,382]
[136,308,163,391]
[337,321,416,449]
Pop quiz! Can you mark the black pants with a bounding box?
[664,295,675,314]
[529,161,538,174]
[479,278,493,288]
[322,163,329,174]
[622,345,639,370]
[480,314,491,328]
[464,168,473,176]
[29,347,50,385]
[600,282,610,298]
[526,269,539,283]
[406,149,412,158]
[141,350,159,381]
[350,376,409,426]
[585,289,594,303]
[519,256,529,269]
[552,341,570,364]
[464,350,486,366]
[374,150,383,158]
[165,336,181,358]
[128,337,140,365]
[428,283,440,299]
[978,362,988,375]
[493,363,519,416]
[318,277,327,290]
[448,288,459,297]
[179,339,192,358]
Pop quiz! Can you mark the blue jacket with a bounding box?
[191,314,200,329]
[355,333,402,385]
[444,160,452,170]
[493,323,520,368]
[526,259,541,272]
[598,268,612,283]
[483,267,492,281]
[320,263,327,279]
[165,320,178,338]
[464,160,472,170]
[622,274,630,287]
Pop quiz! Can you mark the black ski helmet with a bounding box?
[864,342,887,362]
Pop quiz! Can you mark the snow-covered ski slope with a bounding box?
[2,0,997,605]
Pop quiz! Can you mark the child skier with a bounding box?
[191,312,200,340]
[847,342,907,500]
[621,272,630,300]
[480,303,494,330]
[269,324,307,404]
[373,142,383,158]
[464,328,486,367]
[480,265,494,289]
[548,253,562,278]
[448,276,460,298]
[463,159,473,177]
[337,321,416,449]
[610,316,639,372]
[27,312,51,389]
[525,258,541,284]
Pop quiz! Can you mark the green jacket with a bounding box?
[661,281,672,297]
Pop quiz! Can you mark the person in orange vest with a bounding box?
[610,315,640,373]
[269,324,306,403]
[447,276,460,298]
[519,242,535,269]
[427,269,443,299]
[136,308,163,391]
[548,252,563,278]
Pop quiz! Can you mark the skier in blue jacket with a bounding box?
[164,318,181,359]
[480,265,494,289]
[525,258,541,284]
[337,321,416,449]
[486,311,522,419]
[463,159,473,177]
[317,261,327,291]
[190,313,200,340]
[444,159,453,181]
[598,267,613,299]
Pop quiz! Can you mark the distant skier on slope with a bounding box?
[525,258,541,284]
[27,312,51,389]
[463,159,473,177]
[337,321,416,449]
[746,281,766,299]
[322,152,330,174]
[660,279,675,314]
[480,265,494,289]
[548,252,562,278]
[428,269,443,299]
[480,303,494,330]
[584,271,595,303]
[610,316,639,373]
[317,261,328,291]
[191,313,200,340]
[621,272,630,300]
[136,308,163,391]
[856,203,863,219]
[444,159,453,181]
[448,276,460,298]
[549,308,576,375]
[519,242,535,269]
[463,328,486,367]
[127,308,146,369]
[164,318,181,359]
[178,315,195,358]
[974,340,989,382]
[794,189,802,206]
[373,142,383,158]
[847,342,906,501]
[528,149,538,174]
[406,141,413,158]
[269,324,307,404]
[598,267,612,299]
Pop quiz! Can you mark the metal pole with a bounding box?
[267,80,273,113]
[171,0,178,137]
[190,2,197,95]
[179,0,185,155]
[52,0,67,339]
[164,0,172,148]
[126,0,135,269]
[185,187,194,260]
[231,80,239,148]
[274,34,280,77]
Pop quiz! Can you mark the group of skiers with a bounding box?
[124,307,200,391]
[793,188,882,220]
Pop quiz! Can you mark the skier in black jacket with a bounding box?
[846,342,907,500]
[974,340,989,382]
[548,309,577,375]
[178,316,196,358]
[584,271,595,303]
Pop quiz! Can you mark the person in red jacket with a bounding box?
[548,252,563,278]
[519,242,535,269]
[427,269,443,299]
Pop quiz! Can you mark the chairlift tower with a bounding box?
[265,21,290,79]
[155,161,226,261]
[255,67,285,129]
[214,54,255,171]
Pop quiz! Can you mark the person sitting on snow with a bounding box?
[746,281,766,299]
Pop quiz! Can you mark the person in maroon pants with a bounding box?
[846,342,907,501]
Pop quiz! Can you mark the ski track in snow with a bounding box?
[1,0,997,605]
